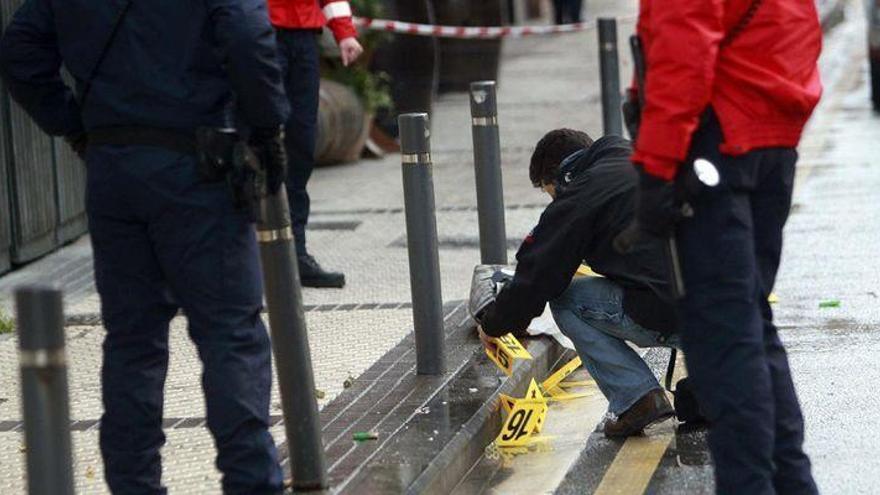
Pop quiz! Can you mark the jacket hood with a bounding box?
[558,135,633,193]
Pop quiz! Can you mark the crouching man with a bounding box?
[472,129,680,437]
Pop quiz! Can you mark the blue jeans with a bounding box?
[88,146,283,494]
[550,277,678,415]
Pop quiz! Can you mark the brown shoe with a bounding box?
[604,389,674,438]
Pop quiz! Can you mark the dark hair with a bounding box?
[529,129,594,187]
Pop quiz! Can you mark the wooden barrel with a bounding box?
[434,0,505,93]
[314,79,370,165]
[370,0,439,138]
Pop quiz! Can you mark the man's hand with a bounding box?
[249,127,288,195]
[477,326,498,356]
[634,166,679,238]
[339,37,363,66]
[622,88,641,142]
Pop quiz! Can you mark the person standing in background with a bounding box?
[268,0,363,288]
[552,0,583,25]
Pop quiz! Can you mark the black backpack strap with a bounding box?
[79,0,134,107]
[664,348,677,392]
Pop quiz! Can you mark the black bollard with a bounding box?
[469,81,509,265]
[256,189,327,491]
[399,113,446,376]
[15,286,74,495]
[598,18,623,136]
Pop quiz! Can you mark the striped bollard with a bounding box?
[16,286,74,495]
[399,113,446,375]
[469,81,509,265]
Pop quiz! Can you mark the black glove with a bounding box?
[64,132,88,161]
[621,89,641,142]
[634,166,680,238]
[248,127,287,195]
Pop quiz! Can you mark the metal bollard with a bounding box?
[256,189,327,491]
[15,286,74,495]
[598,18,623,136]
[399,113,446,376]
[469,81,509,265]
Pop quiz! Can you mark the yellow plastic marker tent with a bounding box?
[494,382,549,448]
[576,264,602,278]
[486,333,533,376]
[495,400,545,447]
[541,356,593,401]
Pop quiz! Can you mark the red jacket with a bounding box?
[633,0,823,180]
[268,0,358,43]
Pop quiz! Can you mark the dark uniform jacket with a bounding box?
[0,0,289,134]
[481,136,677,337]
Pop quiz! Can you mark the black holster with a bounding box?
[195,127,260,213]
[195,127,239,182]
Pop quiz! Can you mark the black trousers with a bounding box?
[276,29,320,256]
[677,113,818,494]
[552,0,583,24]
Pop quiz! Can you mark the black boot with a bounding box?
[298,254,345,288]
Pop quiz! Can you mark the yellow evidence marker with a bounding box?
[495,379,549,448]
[541,356,593,401]
[575,264,602,278]
[486,333,533,376]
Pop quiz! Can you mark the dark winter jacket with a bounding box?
[481,135,677,337]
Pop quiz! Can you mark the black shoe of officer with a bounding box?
[673,377,708,425]
[298,254,345,288]
[604,389,675,438]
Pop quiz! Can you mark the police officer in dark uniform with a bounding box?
[0,1,290,493]
[628,0,822,493]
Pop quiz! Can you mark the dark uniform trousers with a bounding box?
[677,113,818,495]
[552,0,583,24]
[276,29,320,256]
[87,145,283,494]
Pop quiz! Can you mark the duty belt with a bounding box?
[88,126,197,155]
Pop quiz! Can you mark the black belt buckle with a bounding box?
[195,127,239,182]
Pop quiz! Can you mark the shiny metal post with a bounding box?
[256,188,327,491]
[598,18,623,136]
[16,286,74,495]
[469,81,508,265]
[399,113,445,375]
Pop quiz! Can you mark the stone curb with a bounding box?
[408,337,567,495]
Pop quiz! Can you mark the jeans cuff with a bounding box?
[608,379,663,416]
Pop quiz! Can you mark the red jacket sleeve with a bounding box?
[632,0,725,180]
[320,0,358,42]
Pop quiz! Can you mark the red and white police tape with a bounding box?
[352,17,636,39]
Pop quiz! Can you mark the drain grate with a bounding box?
[312,202,546,217]
[63,300,425,327]
[307,220,362,231]
[388,235,522,250]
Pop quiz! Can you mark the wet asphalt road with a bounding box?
[775,11,880,494]
[553,3,880,493]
